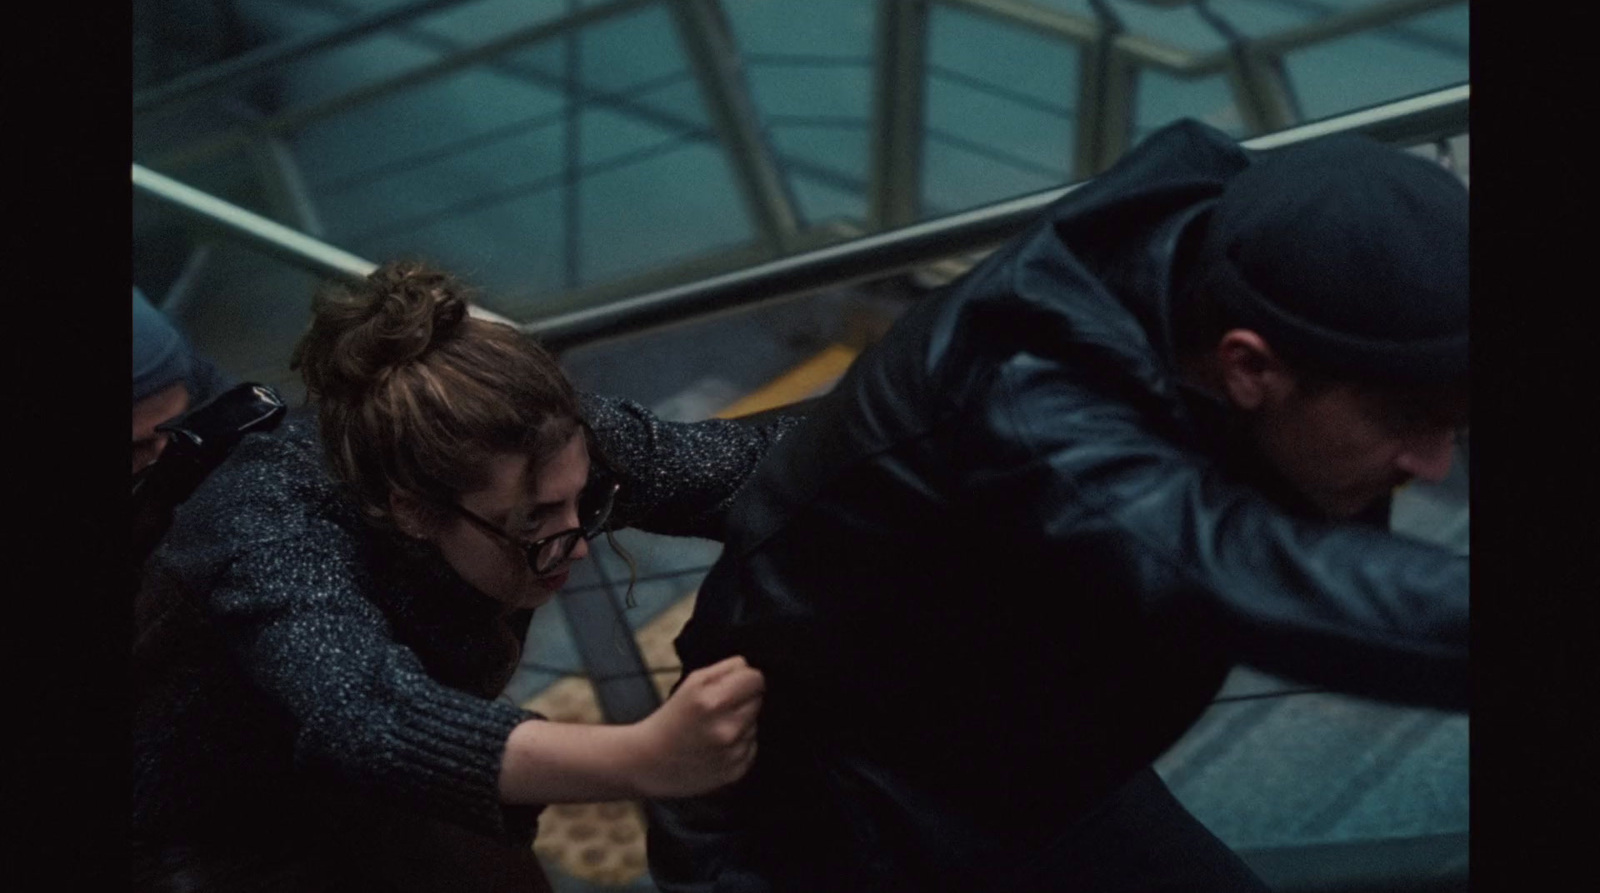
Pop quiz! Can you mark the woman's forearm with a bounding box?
[497,656,764,805]
[498,718,651,804]
[492,720,656,806]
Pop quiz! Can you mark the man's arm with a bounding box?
[967,360,1467,710]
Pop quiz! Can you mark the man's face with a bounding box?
[1249,380,1465,520]
[1211,330,1466,520]
[133,381,190,474]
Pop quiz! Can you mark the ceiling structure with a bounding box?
[134,0,1468,322]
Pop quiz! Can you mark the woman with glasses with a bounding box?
[132,261,782,892]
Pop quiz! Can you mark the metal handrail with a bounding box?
[523,83,1468,351]
[132,164,519,327]
[133,164,376,280]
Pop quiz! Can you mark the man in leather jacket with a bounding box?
[647,120,1469,892]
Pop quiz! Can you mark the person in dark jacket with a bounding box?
[645,120,1469,892]
[133,285,237,474]
[132,261,784,892]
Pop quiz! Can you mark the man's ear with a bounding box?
[1215,329,1297,411]
[389,490,432,540]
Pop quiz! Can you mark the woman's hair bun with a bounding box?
[292,260,477,403]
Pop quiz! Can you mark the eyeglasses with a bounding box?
[446,481,619,575]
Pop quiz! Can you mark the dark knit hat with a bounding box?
[1195,134,1468,384]
[133,287,192,404]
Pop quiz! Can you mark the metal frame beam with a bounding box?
[177,0,862,206]
[246,134,329,239]
[257,6,870,210]
[147,0,657,172]
[942,0,1464,77]
[563,0,585,290]
[867,0,931,231]
[666,0,803,254]
[1073,1,1140,178]
[941,0,1193,73]
[1195,1,1299,136]
[522,84,1469,351]
[133,0,485,117]
[154,243,217,320]
[1241,0,1464,64]
[1224,48,1299,135]
[1096,47,1140,172]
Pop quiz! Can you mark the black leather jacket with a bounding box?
[649,121,1468,893]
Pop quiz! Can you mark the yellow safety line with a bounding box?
[714,343,860,419]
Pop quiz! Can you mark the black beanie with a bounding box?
[1195,134,1468,385]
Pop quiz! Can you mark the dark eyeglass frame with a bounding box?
[444,481,619,576]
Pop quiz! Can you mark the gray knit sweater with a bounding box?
[132,394,798,851]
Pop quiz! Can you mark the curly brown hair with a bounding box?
[290,260,582,530]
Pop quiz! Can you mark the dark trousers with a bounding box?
[995,768,1270,893]
[651,765,1270,893]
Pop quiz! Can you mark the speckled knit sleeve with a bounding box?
[580,393,803,540]
[193,433,532,838]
